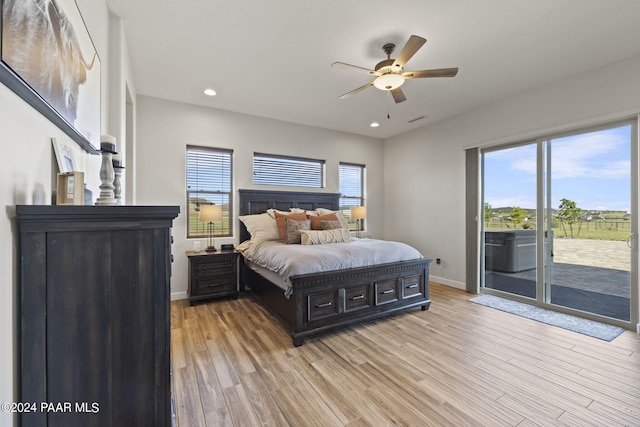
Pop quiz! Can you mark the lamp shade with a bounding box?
[199,204,222,222]
[351,206,367,220]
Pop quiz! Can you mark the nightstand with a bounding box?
[186,250,239,305]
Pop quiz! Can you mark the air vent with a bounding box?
[408,115,425,123]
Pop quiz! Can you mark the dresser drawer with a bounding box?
[307,290,339,321]
[401,274,423,299]
[375,279,399,305]
[343,284,371,312]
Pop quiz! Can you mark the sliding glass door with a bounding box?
[545,124,635,322]
[481,120,638,327]
[483,143,539,300]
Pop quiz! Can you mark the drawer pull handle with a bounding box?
[207,283,221,288]
[350,295,365,301]
[406,284,418,289]
[381,289,395,295]
[315,302,332,308]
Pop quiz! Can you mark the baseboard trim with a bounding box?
[171,291,188,301]
[429,275,465,290]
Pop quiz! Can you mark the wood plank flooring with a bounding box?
[171,283,640,426]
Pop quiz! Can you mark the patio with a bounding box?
[485,238,632,321]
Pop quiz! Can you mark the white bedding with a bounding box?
[238,238,423,297]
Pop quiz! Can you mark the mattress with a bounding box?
[239,238,423,297]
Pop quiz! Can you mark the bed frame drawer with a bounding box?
[343,284,371,312]
[375,279,399,305]
[401,274,424,299]
[307,291,339,321]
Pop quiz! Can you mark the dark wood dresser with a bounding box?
[187,250,239,305]
[16,205,179,427]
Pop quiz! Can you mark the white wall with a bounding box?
[384,53,640,290]
[108,15,138,204]
[134,96,384,299]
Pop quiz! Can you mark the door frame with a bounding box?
[477,118,639,330]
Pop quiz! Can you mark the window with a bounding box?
[253,153,325,188]
[186,146,233,238]
[339,162,365,231]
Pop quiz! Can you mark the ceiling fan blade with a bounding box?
[391,87,407,103]
[403,67,459,79]
[338,82,374,99]
[392,35,427,68]
[331,62,376,75]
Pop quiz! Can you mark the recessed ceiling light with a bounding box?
[204,88,217,96]
[370,122,380,128]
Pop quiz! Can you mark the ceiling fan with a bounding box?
[332,35,458,103]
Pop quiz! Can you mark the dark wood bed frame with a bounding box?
[238,189,432,346]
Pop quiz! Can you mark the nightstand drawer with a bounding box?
[192,276,236,296]
[192,258,236,276]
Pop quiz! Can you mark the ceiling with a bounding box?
[105,0,640,139]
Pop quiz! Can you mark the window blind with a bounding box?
[186,146,233,238]
[339,162,365,231]
[253,153,324,188]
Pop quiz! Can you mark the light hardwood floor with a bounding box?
[171,283,640,426]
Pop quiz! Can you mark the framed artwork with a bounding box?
[52,137,77,173]
[0,0,101,153]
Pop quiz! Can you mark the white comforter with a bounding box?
[239,238,423,289]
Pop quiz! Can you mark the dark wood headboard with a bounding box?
[238,189,340,243]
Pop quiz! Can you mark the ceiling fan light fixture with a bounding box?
[373,73,405,91]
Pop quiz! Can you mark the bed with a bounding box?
[238,189,432,346]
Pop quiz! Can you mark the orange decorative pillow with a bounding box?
[274,211,308,242]
[308,213,338,230]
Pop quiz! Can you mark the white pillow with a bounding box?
[239,213,280,242]
[315,208,350,229]
[300,229,351,245]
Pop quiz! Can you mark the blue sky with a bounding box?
[484,125,631,212]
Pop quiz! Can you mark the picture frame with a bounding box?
[56,171,84,205]
[0,0,101,153]
[52,137,77,173]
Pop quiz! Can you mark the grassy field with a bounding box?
[485,220,631,241]
[486,208,631,241]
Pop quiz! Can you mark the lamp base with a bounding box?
[205,246,217,252]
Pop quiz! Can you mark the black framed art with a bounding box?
[1,0,101,153]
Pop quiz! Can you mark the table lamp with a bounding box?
[350,206,367,238]
[200,204,223,252]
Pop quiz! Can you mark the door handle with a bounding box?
[626,233,636,249]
